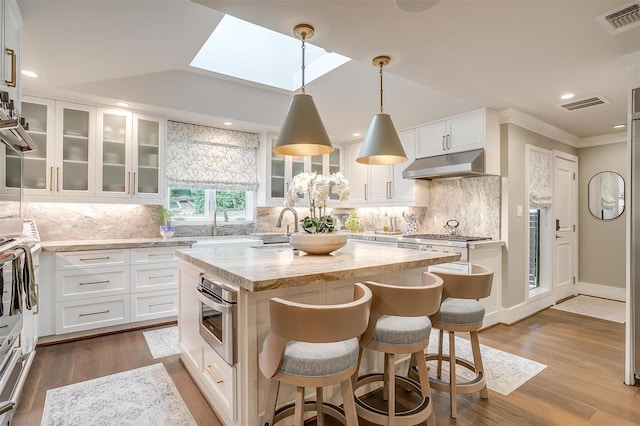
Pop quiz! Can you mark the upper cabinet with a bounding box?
[1,0,22,105]
[266,133,343,206]
[415,108,500,175]
[9,96,166,204]
[97,110,164,200]
[343,130,426,207]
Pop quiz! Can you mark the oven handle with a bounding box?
[0,401,14,415]
[197,288,233,314]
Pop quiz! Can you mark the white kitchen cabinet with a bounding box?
[40,245,187,337]
[97,110,165,201]
[415,108,500,175]
[1,0,21,105]
[344,131,425,206]
[266,133,343,205]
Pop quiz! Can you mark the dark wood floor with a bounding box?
[13,308,640,425]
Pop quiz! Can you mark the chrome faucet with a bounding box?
[277,207,298,234]
[212,206,228,236]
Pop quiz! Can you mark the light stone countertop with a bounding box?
[176,240,460,292]
[40,237,198,252]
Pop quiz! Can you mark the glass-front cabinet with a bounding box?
[267,133,342,205]
[96,110,164,200]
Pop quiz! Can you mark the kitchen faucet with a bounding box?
[212,206,228,236]
[276,207,298,234]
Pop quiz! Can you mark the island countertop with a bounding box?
[176,240,460,292]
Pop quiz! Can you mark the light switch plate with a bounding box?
[516,206,523,217]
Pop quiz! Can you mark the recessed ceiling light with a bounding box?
[612,123,626,129]
[352,132,361,137]
[223,121,233,126]
[116,102,129,107]
[560,93,575,100]
[21,70,39,78]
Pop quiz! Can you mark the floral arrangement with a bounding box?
[285,171,349,234]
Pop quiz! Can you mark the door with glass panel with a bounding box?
[132,113,164,199]
[54,102,96,196]
[97,109,132,198]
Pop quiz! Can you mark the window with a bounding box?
[529,209,540,289]
[169,188,253,221]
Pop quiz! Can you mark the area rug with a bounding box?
[143,326,180,359]
[40,364,196,426]
[426,329,547,396]
[551,295,625,323]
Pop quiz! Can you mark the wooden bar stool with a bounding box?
[259,283,372,426]
[353,273,443,426]
[424,264,494,418]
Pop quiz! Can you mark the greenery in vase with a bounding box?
[285,172,349,234]
[154,207,176,226]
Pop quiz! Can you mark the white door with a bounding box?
[553,151,578,302]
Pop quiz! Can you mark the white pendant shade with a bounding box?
[356,113,407,165]
[273,93,333,156]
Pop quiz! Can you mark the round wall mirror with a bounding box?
[588,171,624,220]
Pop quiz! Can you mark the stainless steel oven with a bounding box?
[198,276,237,365]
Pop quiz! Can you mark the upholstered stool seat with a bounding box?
[422,264,494,419]
[354,274,443,426]
[259,283,372,426]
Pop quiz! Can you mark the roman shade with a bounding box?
[528,147,553,209]
[166,121,259,191]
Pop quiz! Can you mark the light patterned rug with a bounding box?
[551,295,625,323]
[426,329,547,396]
[40,364,196,426]
[143,326,180,359]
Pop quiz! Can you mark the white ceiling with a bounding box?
[17,0,640,144]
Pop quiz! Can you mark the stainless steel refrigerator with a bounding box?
[633,86,640,383]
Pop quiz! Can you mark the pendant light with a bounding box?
[356,55,407,165]
[273,24,334,156]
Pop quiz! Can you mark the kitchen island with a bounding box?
[176,240,459,425]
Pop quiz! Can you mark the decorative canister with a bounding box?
[344,210,363,233]
[406,222,418,235]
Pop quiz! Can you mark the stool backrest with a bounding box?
[432,264,493,301]
[260,283,372,378]
[360,274,443,346]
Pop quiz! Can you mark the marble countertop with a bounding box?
[40,237,198,252]
[176,240,460,292]
[347,232,504,249]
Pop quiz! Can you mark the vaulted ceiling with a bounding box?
[17,0,640,144]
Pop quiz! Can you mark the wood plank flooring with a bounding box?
[13,308,640,425]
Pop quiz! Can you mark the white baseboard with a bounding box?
[576,282,626,302]
[500,292,555,325]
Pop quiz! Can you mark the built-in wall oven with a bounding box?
[198,276,237,365]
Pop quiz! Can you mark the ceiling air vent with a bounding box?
[557,96,610,112]
[597,1,640,35]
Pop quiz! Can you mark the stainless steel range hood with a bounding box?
[402,149,485,180]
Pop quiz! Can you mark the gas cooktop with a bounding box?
[402,234,491,242]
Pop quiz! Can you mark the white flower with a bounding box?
[285,172,350,211]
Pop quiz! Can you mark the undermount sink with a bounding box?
[251,243,293,251]
[249,233,290,244]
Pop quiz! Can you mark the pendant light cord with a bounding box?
[379,60,384,113]
[301,35,307,94]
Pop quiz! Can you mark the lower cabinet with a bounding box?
[41,245,188,337]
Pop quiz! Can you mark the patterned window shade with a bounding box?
[166,121,259,191]
[528,147,553,209]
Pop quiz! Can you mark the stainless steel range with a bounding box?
[398,234,492,262]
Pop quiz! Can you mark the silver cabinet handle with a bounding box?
[149,301,173,308]
[56,167,60,192]
[442,135,446,151]
[364,183,368,200]
[387,181,393,199]
[79,310,110,317]
[132,172,136,195]
[79,256,111,262]
[79,280,110,286]
[446,134,451,150]
[49,167,54,192]
[149,274,173,280]
[126,172,131,194]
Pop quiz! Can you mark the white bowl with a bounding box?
[289,232,348,255]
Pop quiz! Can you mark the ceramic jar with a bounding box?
[160,225,175,239]
[344,210,363,233]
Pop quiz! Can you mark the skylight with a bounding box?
[190,15,351,92]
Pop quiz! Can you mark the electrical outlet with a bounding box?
[516,206,523,217]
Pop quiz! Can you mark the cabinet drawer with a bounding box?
[130,289,178,322]
[56,250,129,270]
[202,345,236,421]
[56,267,128,301]
[56,296,129,335]
[131,264,178,292]
[131,247,185,264]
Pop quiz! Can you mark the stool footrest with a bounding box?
[423,353,486,394]
[271,401,346,425]
[354,373,431,426]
